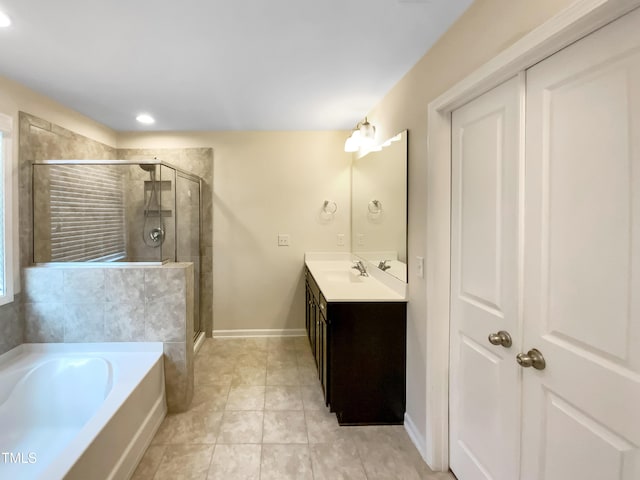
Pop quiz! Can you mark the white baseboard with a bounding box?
[212,328,306,338]
[404,411,428,464]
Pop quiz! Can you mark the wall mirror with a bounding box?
[351,130,408,282]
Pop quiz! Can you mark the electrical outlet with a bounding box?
[357,233,365,246]
[337,234,345,246]
[416,256,424,278]
[277,234,290,246]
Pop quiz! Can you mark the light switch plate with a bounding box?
[337,234,345,246]
[416,256,424,278]
[278,234,290,246]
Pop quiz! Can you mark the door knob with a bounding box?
[488,330,512,348]
[516,349,546,370]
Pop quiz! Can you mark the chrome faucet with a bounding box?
[378,259,391,271]
[352,260,369,277]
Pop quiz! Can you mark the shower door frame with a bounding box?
[32,159,204,338]
[174,171,203,340]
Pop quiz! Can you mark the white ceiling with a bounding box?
[0,0,473,131]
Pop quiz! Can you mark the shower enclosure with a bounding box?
[32,160,203,339]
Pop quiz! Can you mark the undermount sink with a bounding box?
[322,270,366,284]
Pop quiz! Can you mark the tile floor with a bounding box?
[132,336,456,480]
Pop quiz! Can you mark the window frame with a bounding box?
[0,113,14,306]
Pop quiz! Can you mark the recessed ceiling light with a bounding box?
[0,11,11,27]
[136,113,155,125]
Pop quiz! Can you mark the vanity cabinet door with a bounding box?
[305,281,317,358]
[319,309,329,405]
[329,302,407,425]
[305,282,312,343]
[305,268,323,367]
[310,297,317,364]
[315,295,327,377]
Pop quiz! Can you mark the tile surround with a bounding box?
[64,302,105,342]
[63,268,105,303]
[133,337,455,480]
[22,263,194,412]
[19,112,118,271]
[12,112,212,408]
[24,302,64,342]
[17,113,214,350]
[118,147,214,336]
[0,297,23,355]
[104,302,145,341]
[105,268,145,303]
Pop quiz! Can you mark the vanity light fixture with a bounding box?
[0,10,11,27]
[344,117,376,152]
[344,129,361,152]
[136,113,155,125]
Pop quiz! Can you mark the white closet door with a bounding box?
[450,75,523,480]
[522,7,640,480]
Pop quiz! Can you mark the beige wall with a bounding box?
[362,0,575,457]
[0,76,117,147]
[118,131,352,333]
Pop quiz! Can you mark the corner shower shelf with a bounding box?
[144,209,173,217]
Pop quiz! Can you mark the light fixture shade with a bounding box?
[344,134,359,152]
[359,120,376,140]
[344,119,377,153]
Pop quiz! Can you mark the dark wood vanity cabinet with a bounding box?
[305,269,328,394]
[304,266,407,425]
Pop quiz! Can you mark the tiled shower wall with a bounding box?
[10,111,214,411]
[19,112,119,270]
[0,299,22,355]
[22,263,194,412]
[19,112,214,336]
[117,147,214,336]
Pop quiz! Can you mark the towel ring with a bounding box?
[368,199,382,214]
[323,200,338,215]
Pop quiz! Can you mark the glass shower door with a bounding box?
[176,174,201,338]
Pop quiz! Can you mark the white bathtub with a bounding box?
[0,343,166,480]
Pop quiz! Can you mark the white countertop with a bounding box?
[304,252,407,302]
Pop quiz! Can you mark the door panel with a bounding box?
[544,58,634,361]
[522,7,640,480]
[459,109,503,310]
[541,392,636,480]
[450,76,522,480]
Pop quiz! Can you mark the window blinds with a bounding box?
[49,165,126,262]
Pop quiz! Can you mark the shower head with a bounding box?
[139,164,156,172]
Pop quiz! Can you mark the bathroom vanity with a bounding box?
[304,254,407,425]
